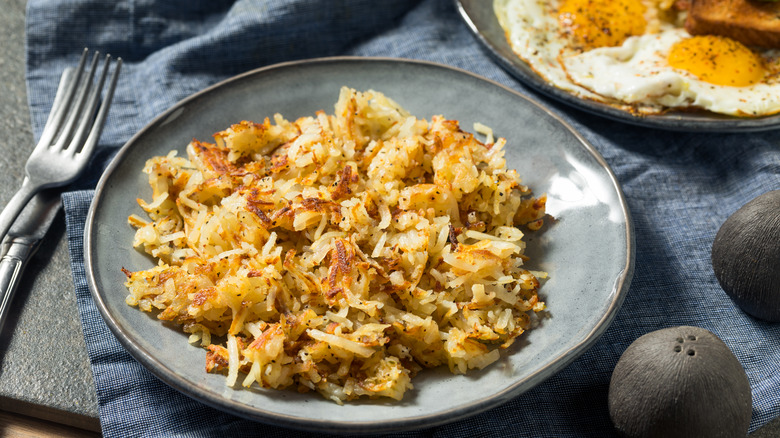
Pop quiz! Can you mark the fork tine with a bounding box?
[51,50,100,152]
[65,54,116,155]
[37,48,88,147]
[78,56,122,158]
[40,68,75,136]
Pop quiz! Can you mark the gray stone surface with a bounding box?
[0,0,778,436]
[0,0,100,432]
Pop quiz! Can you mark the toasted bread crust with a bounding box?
[685,0,780,48]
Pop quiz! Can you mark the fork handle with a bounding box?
[0,179,39,245]
[0,236,38,336]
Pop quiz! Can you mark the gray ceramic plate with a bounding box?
[455,0,780,132]
[85,57,634,434]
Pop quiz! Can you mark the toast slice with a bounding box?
[685,0,780,49]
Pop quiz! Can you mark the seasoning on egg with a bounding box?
[667,35,766,86]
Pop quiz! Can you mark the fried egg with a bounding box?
[563,29,780,116]
[495,0,780,116]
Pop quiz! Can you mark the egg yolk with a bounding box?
[668,36,765,87]
[558,0,647,50]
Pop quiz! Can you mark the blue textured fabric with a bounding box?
[27,0,780,436]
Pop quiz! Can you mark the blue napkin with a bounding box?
[26,0,780,436]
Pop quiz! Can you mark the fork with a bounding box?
[0,48,121,243]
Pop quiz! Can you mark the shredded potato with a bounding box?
[123,87,548,403]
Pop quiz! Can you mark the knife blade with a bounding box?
[0,189,62,335]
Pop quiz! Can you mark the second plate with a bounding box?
[455,0,780,132]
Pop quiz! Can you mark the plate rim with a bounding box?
[84,56,635,433]
[454,0,780,133]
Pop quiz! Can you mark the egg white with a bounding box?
[494,0,603,101]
